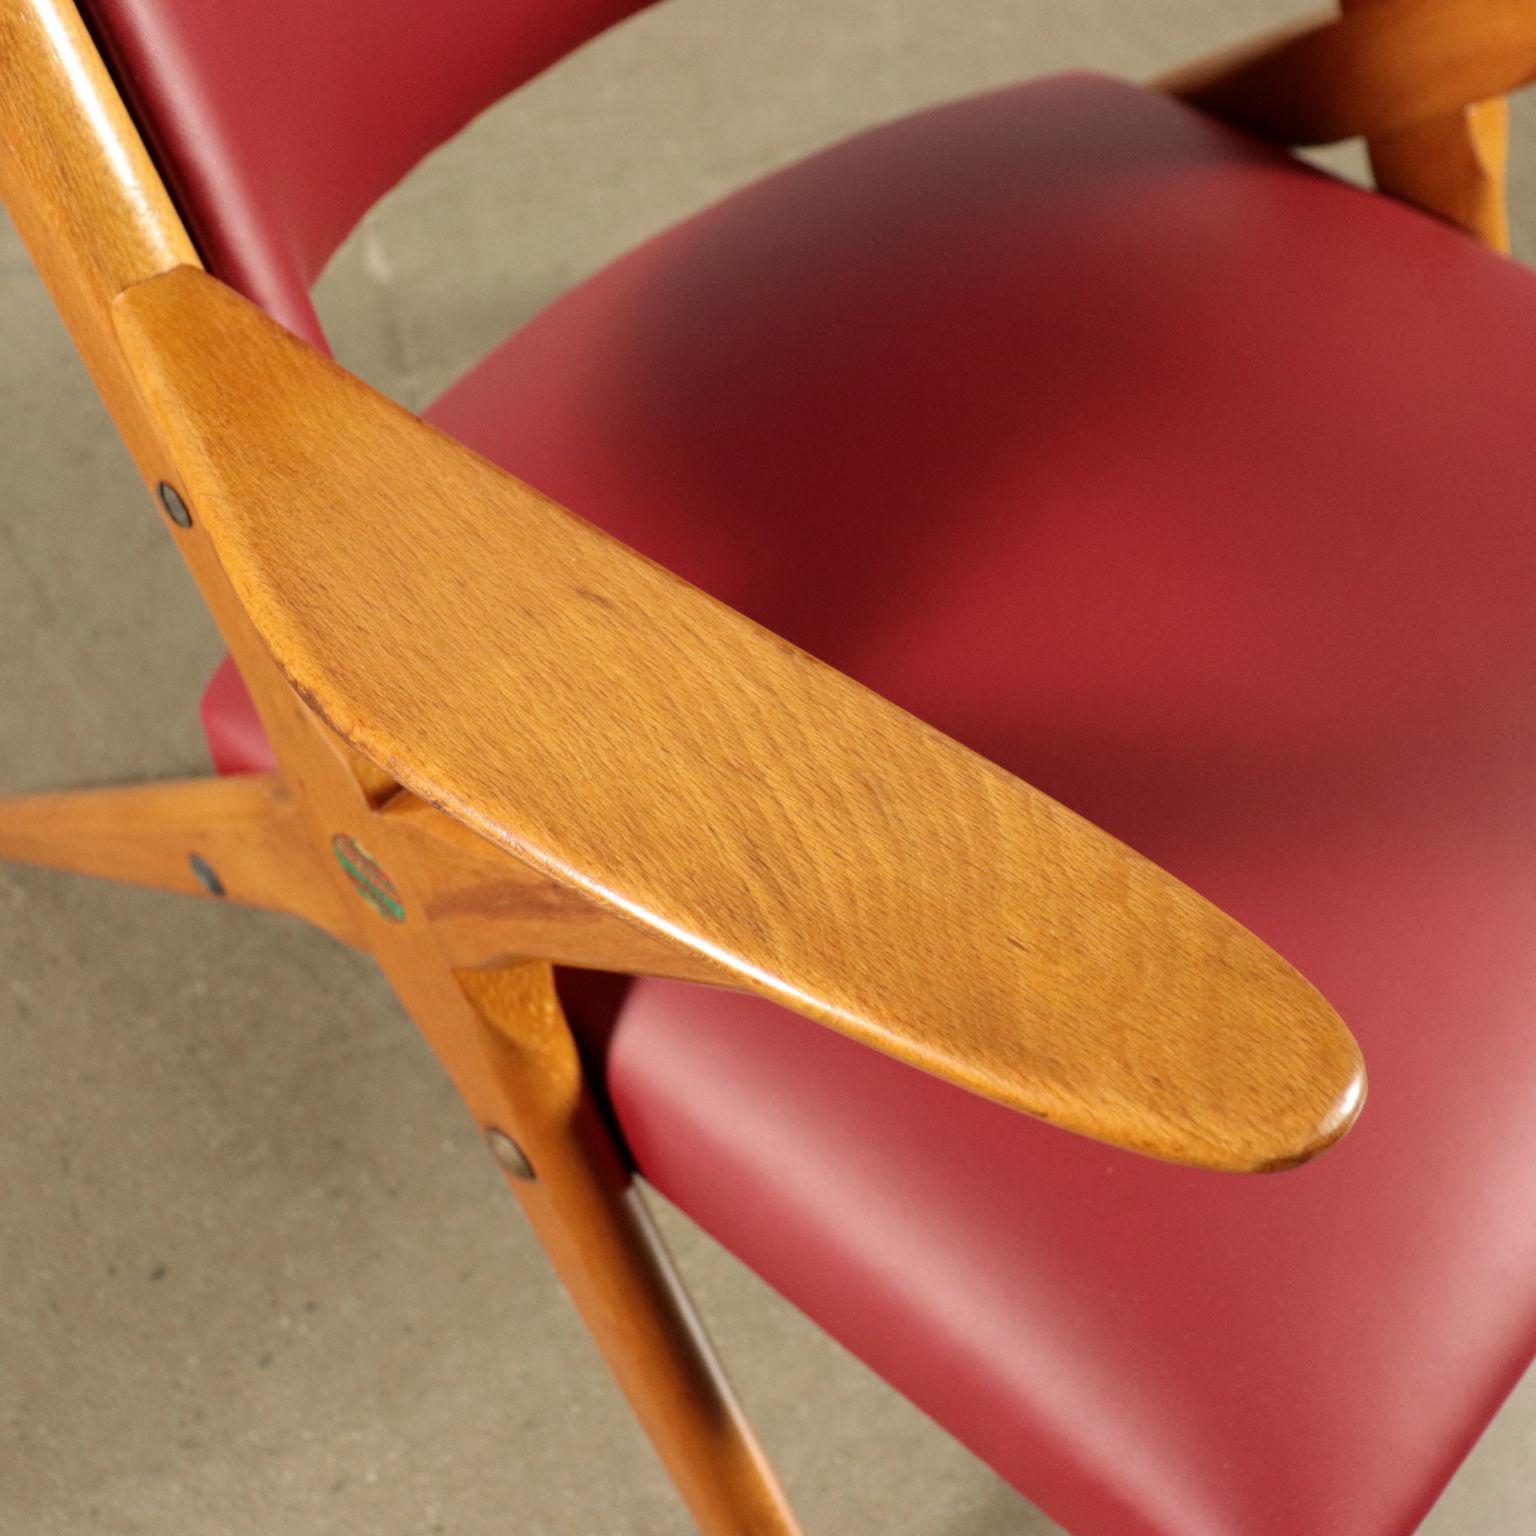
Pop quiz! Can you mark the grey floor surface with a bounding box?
[4,1,1536,1532]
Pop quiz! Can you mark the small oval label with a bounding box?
[331,833,405,923]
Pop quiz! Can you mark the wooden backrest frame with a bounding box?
[1158,0,1536,248]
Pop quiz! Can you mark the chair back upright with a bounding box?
[80,0,659,344]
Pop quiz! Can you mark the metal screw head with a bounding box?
[485,1128,535,1181]
[157,482,193,528]
[188,853,225,897]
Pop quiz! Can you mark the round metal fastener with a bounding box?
[188,853,225,897]
[157,482,193,528]
[485,1128,534,1181]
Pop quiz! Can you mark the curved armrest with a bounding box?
[114,267,1364,1172]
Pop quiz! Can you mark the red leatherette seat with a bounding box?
[105,22,1536,1534]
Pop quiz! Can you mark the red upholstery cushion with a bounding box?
[83,0,656,346]
[203,76,1536,1536]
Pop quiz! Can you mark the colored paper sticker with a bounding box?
[331,833,406,923]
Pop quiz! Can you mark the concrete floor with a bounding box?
[3,1,1536,1532]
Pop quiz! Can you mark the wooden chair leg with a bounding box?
[376,955,802,1536]
[0,773,360,943]
[1,771,799,1527]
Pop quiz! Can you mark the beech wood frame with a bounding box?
[0,0,1520,1528]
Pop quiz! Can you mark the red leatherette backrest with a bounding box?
[81,0,658,345]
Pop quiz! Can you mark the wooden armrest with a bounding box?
[113,267,1364,1173]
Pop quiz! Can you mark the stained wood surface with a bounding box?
[0,5,803,1511]
[0,0,195,480]
[113,266,1365,1173]
[1158,0,1536,148]
[0,774,361,944]
[0,0,411,811]
[452,963,802,1535]
[382,792,721,980]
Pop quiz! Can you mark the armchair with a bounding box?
[2,0,1533,1531]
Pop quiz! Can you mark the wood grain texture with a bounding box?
[453,964,801,1536]
[381,792,722,980]
[114,266,1365,1173]
[2,9,801,1526]
[309,807,804,1531]
[0,774,362,945]
[0,0,404,815]
[1157,0,1536,148]
[0,0,195,480]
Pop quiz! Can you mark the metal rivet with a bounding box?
[188,853,225,897]
[157,482,193,528]
[485,1128,535,1181]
